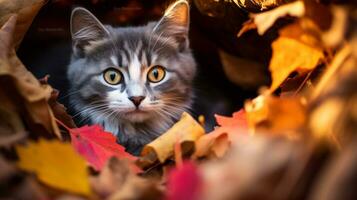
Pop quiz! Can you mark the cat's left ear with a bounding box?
[153,0,190,51]
[70,7,110,57]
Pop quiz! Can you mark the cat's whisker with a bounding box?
[59,90,81,100]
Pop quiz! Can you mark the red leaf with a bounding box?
[166,161,202,200]
[69,125,139,172]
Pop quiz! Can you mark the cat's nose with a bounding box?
[128,96,145,107]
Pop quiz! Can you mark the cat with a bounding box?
[67,0,196,155]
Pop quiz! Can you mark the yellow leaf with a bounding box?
[15,139,91,196]
[138,112,205,169]
[269,36,324,92]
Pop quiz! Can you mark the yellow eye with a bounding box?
[147,66,166,83]
[103,68,122,85]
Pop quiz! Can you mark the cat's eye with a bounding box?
[147,66,166,83]
[103,68,122,85]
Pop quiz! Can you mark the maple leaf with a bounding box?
[68,124,139,172]
[15,139,91,196]
[194,109,249,159]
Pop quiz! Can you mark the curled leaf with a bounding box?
[138,112,205,169]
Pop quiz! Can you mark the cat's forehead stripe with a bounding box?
[110,56,118,66]
[128,54,142,83]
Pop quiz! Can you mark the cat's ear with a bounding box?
[70,7,109,57]
[153,0,190,51]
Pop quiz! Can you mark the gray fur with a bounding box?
[67,1,196,155]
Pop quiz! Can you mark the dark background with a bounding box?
[17,0,273,130]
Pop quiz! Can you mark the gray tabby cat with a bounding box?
[67,0,196,155]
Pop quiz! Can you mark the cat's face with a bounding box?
[68,1,195,128]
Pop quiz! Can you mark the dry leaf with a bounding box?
[108,175,163,200]
[233,0,286,12]
[138,112,205,169]
[38,76,77,129]
[246,1,305,36]
[15,139,92,196]
[194,109,248,159]
[199,135,324,200]
[0,0,46,49]
[269,20,325,92]
[245,94,306,135]
[0,15,61,139]
[90,157,133,198]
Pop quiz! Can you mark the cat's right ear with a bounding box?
[70,7,109,57]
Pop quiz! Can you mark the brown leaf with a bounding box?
[0,15,61,139]
[90,157,133,198]
[0,0,46,49]
[199,135,326,200]
[39,76,77,129]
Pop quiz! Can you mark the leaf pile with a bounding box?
[1,0,357,200]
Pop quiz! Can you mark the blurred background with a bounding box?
[17,0,274,130]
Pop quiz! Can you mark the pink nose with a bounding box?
[129,96,145,107]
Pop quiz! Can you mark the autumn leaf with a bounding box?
[138,112,205,169]
[0,15,61,139]
[245,94,306,136]
[233,0,285,12]
[194,109,248,158]
[39,76,77,129]
[238,1,305,37]
[15,139,91,196]
[0,0,46,49]
[269,19,325,92]
[68,125,139,172]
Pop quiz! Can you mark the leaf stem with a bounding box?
[55,118,72,132]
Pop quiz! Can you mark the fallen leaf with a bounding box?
[249,1,305,35]
[90,157,133,198]
[69,125,138,171]
[108,174,163,200]
[165,161,202,200]
[233,0,284,12]
[39,76,77,129]
[215,109,248,128]
[269,20,325,92]
[138,112,205,169]
[0,15,61,139]
[245,94,306,135]
[194,109,248,158]
[0,0,46,49]
[15,139,91,196]
[199,134,323,200]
